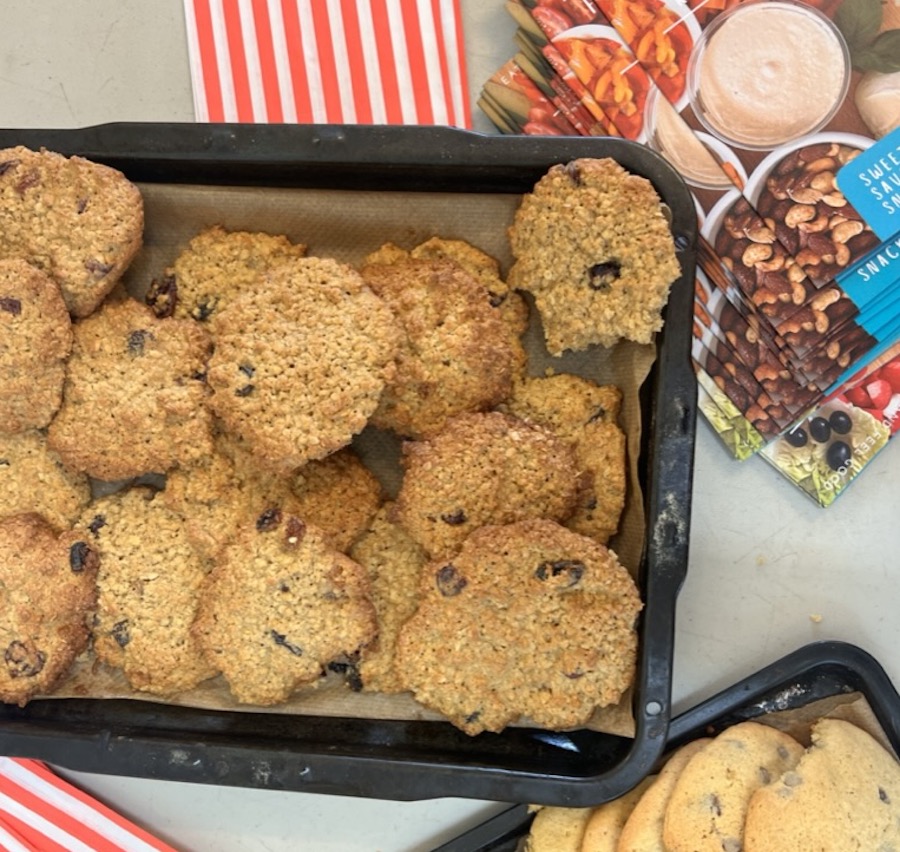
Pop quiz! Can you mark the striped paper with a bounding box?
[0,759,176,852]
[184,0,471,127]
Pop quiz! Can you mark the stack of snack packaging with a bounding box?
[481,0,900,506]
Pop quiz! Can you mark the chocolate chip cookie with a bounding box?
[0,513,99,706]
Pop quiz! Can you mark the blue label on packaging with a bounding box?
[835,229,900,313]
[836,127,900,241]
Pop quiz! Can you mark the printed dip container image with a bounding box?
[686,0,851,150]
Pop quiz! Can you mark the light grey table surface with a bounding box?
[4,2,899,850]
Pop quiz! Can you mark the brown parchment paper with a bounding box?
[48,181,660,737]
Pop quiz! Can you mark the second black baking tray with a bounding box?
[435,639,900,850]
[0,124,698,805]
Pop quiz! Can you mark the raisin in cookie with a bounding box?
[744,718,900,852]
[206,256,399,472]
[500,374,626,544]
[0,146,143,318]
[360,256,524,438]
[0,259,72,433]
[47,298,213,480]
[77,487,216,695]
[395,519,642,735]
[662,721,805,852]
[508,158,681,354]
[192,510,377,705]
[0,430,91,530]
[349,503,427,693]
[145,225,307,323]
[395,411,580,559]
[0,513,99,706]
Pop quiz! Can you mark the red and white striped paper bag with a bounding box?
[184,0,471,127]
[0,758,177,852]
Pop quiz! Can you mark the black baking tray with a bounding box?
[0,124,698,805]
[436,639,900,850]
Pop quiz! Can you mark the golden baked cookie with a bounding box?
[47,297,213,480]
[662,721,804,852]
[206,256,399,472]
[145,225,307,323]
[348,503,428,693]
[360,256,523,438]
[193,511,377,705]
[501,374,626,545]
[395,519,642,735]
[0,429,91,531]
[0,146,143,317]
[508,158,680,354]
[394,411,581,559]
[0,513,99,706]
[0,259,72,433]
[78,487,216,695]
[743,718,900,852]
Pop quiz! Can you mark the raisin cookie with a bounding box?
[501,374,626,544]
[0,513,99,706]
[145,225,307,323]
[0,259,73,433]
[0,146,143,317]
[360,256,524,438]
[192,510,378,705]
[47,298,213,480]
[743,718,900,852]
[0,430,91,530]
[206,256,399,472]
[78,488,216,695]
[348,503,428,693]
[508,158,681,354]
[395,519,642,735]
[663,721,805,852]
[395,411,580,559]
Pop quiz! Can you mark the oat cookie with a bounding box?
[348,503,427,693]
[508,158,680,354]
[0,430,91,531]
[206,256,399,472]
[145,225,307,322]
[0,513,99,706]
[360,256,524,438]
[617,738,712,852]
[290,447,383,552]
[0,146,143,318]
[48,298,213,480]
[501,374,626,544]
[0,259,72,433]
[77,487,216,695]
[192,510,378,705]
[395,519,642,735]
[394,411,581,559]
[744,718,900,852]
[662,721,805,852]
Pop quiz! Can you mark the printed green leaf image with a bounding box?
[834,0,900,71]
